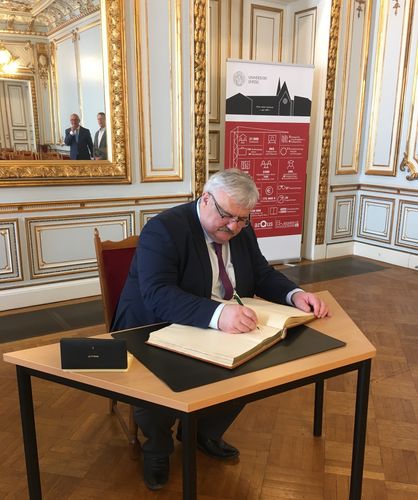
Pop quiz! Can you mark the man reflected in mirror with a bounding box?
[93,112,107,160]
[64,113,93,160]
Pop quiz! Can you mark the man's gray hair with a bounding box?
[203,168,259,209]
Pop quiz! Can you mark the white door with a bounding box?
[0,79,36,151]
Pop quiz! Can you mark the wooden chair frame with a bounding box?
[94,228,140,458]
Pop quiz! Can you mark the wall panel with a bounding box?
[250,4,283,62]
[331,195,356,240]
[364,0,412,175]
[335,0,370,175]
[26,212,135,278]
[395,200,418,250]
[135,0,184,181]
[357,195,394,243]
[293,8,317,65]
[0,220,22,283]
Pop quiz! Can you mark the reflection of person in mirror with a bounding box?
[64,113,93,160]
[93,112,107,160]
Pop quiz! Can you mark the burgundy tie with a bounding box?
[213,242,234,300]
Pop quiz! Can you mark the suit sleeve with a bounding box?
[86,129,94,157]
[137,218,220,328]
[64,129,74,146]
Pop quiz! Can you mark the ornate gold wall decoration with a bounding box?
[315,0,342,245]
[194,0,207,198]
[400,153,418,180]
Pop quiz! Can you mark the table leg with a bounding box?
[313,380,324,437]
[349,359,371,500]
[181,412,197,500]
[16,366,42,500]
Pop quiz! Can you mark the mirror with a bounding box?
[0,0,129,186]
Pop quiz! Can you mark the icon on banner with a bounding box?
[287,160,295,172]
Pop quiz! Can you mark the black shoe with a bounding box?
[176,425,239,460]
[197,436,239,460]
[143,455,169,490]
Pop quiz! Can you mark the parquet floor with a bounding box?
[1,258,418,499]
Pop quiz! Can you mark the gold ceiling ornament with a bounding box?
[0,42,19,74]
[393,1,401,15]
[355,0,366,17]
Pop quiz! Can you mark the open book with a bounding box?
[146,297,315,369]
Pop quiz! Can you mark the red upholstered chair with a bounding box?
[94,228,140,458]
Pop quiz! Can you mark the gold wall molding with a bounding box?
[399,0,418,181]
[26,212,135,279]
[364,0,412,176]
[395,200,418,249]
[293,8,317,65]
[194,0,207,198]
[335,0,371,175]
[208,0,221,124]
[0,219,22,283]
[331,195,356,240]
[250,4,283,62]
[0,0,130,186]
[330,183,418,196]
[0,194,193,215]
[357,195,394,243]
[208,130,220,163]
[135,0,184,182]
[315,0,341,245]
[139,209,166,229]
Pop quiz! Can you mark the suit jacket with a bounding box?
[112,200,298,332]
[93,128,107,159]
[64,126,93,160]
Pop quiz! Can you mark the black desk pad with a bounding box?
[112,324,346,392]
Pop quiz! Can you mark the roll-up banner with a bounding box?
[225,60,314,262]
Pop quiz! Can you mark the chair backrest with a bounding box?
[94,228,139,331]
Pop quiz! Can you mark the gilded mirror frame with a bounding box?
[0,0,130,187]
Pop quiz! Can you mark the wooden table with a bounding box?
[4,291,375,499]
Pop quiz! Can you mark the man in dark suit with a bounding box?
[113,169,329,490]
[93,112,107,160]
[64,113,93,160]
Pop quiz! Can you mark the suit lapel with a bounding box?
[186,201,213,297]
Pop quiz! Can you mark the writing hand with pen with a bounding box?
[217,290,259,334]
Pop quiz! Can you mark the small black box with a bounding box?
[60,338,128,371]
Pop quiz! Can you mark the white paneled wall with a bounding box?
[328,0,418,269]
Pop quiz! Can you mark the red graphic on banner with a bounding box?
[225,121,310,238]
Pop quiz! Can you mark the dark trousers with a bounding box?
[134,402,244,458]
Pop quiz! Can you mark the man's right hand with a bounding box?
[218,304,258,333]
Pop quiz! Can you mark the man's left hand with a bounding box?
[291,291,330,318]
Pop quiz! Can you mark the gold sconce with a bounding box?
[0,42,19,74]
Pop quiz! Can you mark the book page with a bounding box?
[147,323,278,366]
[239,297,314,329]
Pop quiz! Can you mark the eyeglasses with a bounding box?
[208,192,251,227]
